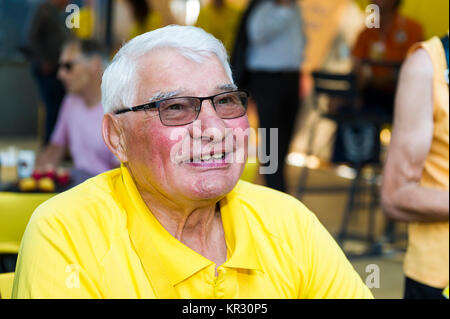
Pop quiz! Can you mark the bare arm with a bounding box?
[34,144,66,172]
[381,49,449,222]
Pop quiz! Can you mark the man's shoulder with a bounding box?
[232,180,315,228]
[234,180,300,204]
[29,169,123,230]
[17,169,126,287]
[63,94,86,108]
[58,94,84,115]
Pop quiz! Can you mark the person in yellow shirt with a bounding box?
[126,0,163,39]
[195,0,241,54]
[12,25,373,299]
[381,34,449,299]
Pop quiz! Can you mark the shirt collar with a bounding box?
[219,187,263,272]
[116,165,263,295]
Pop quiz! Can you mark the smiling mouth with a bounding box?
[184,152,227,163]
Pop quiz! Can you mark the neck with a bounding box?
[160,201,219,243]
[136,182,222,244]
[129,166,227,267]
[143,189,226,262]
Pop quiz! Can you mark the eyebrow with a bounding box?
[147,84,237,102]
[148,90,181,103]
[217,83,237,91]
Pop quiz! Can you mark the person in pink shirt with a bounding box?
[35,39,118,181]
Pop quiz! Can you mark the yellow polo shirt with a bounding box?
[12,165,373,299]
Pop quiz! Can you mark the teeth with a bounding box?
[212,153,223,159]
[201,154,212,161]
[186,153,225,163]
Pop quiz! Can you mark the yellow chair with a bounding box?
[0,272,14,299]
[0,192,55,254]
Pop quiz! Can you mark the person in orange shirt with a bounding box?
[381,34,449,299]
[352,0,424,119]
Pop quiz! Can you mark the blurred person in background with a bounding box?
[34,39,119,184]
[126,0,163,40]
[352,0,424,121]
[381,33,449,299]
[352,0,424,242]
[28,0,72,145]
[195,0,242,54]
[236,0,306,192]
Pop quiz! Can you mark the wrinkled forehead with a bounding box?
[132,48,232,101]
[135,47,223,78]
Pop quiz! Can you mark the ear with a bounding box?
[102,113,128,163]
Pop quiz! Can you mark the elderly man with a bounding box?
[12,26,372,299]
[34,39,119,181]
[27,0,72,144]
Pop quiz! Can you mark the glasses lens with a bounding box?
[213,91,248,119]
[158,98,199,125]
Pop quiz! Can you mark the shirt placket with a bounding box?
[213,266,238,298]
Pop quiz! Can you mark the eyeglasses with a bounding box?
[114,90,249,126]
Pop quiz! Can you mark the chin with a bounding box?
[64,86,74,94]
[186,175,239,200]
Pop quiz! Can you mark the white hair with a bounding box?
[101,25,234,114]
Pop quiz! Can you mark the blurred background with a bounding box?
[0,0,448,299]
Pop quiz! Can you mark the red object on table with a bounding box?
[56,169,70,186]
[31,170,43,180]
[44,169,56,180]
[57,174,70,186]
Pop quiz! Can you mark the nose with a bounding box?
[57,65,68,82]
[189,99,226,141]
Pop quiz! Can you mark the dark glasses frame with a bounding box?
[114,90,249,126]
